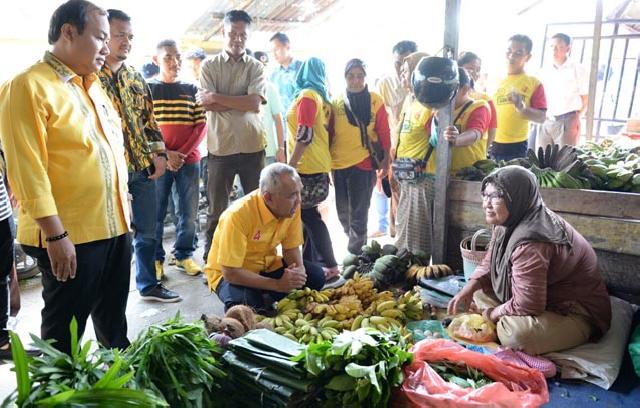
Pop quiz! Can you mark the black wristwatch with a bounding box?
[157,152,168,160]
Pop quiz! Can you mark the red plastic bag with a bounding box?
[394,339,549,408]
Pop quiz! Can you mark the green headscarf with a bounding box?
[294,57,330,103]
[481,166,572,303]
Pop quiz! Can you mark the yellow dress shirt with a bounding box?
[0,52,130,247]
[205,190,303,291]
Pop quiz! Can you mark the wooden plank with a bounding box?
[586,0,604,140]
[432,0,462,264]
[449,180,640,219]
[448,200,640,255]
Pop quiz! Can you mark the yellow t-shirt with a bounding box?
[287,89,332,174]
[205,190,304,291]
[396,97,436,174]
[451,100,490,171]
[330,92,385,170]
[493,73,544,144]
[0,52,130,247]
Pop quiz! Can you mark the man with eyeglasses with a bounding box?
[492,34,547,161]
[196,10,267,263]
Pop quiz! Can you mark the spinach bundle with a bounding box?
[294,328,413,408]
[2,318,164,407]
[124,313,226,408]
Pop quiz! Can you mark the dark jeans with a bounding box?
[23,233,132,355]
[216,260,325,312]
[333,166,376,254]
[204,151,265,261]
[301,207,338,268]
[0,218,13,346]
[155,162,200,262]
[490,140,528,161]
[129,170,158,294]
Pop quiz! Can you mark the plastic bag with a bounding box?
[394,339,549,408]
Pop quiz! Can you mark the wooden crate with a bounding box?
[447,180,640,304]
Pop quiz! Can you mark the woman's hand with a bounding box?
[447,279,481,315]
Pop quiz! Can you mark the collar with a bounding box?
[256,191,278,225]
[280,59,301,71]
[222,50,248,63]
[553,58,572,69]
[44,51,98,87]
[100,61,132,78]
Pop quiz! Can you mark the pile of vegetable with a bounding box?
[428,361,494,389]
[577,140,640,192]
[3,318,165,407]
[293,328,413,408]
[456,140,640,193]
[124,313,226,408]
[219,329,316,407]
[257,275,423,344]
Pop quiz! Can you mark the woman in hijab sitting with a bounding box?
[287,57,339,280]
[449,166,611,355]
[330,59,391,255]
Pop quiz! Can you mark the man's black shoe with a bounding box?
[140,284,182,303]
[0,343,41,360]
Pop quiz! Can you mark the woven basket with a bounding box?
[460,229,491,281]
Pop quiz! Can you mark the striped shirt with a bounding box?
[0,175,11,222]
[200,51,267,156]
[148,80,207,165]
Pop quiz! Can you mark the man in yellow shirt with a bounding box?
[493,34,547,161]
[205,163,325,312]
[0,0,131,354]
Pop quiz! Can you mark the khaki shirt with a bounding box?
[200,51,267,156]
[0,52,130,246]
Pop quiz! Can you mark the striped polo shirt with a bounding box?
[0,176,11,222]
[148,80,207,165]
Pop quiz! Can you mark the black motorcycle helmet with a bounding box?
[412,56,460,109]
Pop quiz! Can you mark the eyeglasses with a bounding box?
[480,192,505,205]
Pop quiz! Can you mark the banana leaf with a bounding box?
[222,352,314,393]
[240,329,305,357]
[228,338,304,373]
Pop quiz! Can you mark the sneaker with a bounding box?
[140,284,182,303]
[175,258,202,276]
[368,230,387,238]
[167,253,177,266]
[0,342,41,360]
[155,261,165,281]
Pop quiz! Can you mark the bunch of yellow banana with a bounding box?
[396,289,424,321]
[350,315,402,331]
[406,264,453,282]
[273,315,341,344]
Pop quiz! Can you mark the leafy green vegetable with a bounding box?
[294,328,412,408]
[125,313,225,408]
[429,361,494,389]
[2,318,164,407]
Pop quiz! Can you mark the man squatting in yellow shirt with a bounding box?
[204,163,325,312]
[0,0,132,354]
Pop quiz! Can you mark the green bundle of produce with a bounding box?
[428,361,494,389]
[220,329,317,407]
[578,140,640,192]
[3,318,165,407]
[294,328,413,408]
[125,313,225,408]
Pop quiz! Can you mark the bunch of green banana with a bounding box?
[350,315,402,332]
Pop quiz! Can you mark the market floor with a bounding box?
[0,192,392,399]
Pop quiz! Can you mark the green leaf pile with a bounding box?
[294,328,413,407]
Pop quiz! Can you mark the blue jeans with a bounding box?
[373,189,389,233]
[155,162,199,262]
[129,171,158,293]
[491,140,528,161]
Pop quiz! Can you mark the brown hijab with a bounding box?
[481,166,572,303]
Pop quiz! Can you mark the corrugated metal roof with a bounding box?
[184,0,341,40]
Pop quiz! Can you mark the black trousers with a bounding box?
[0,218,12,346]
[301,207,338,268]
[333,166,376,255]
[204,151,265,261]
[23,233,132,354]
[215,260,325,312]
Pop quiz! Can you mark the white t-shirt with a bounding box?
[541,59,589,116]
